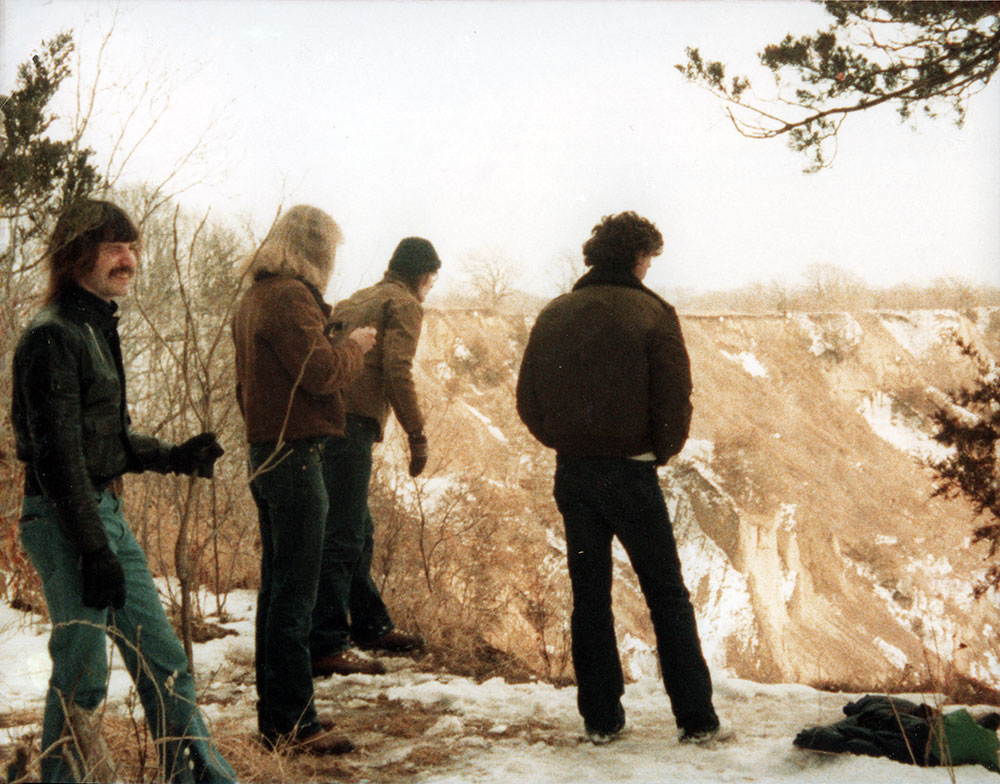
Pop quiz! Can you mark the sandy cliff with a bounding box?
[404,307,1000,690]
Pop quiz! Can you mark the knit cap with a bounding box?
[387,237,441,280]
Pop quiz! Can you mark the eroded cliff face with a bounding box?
[407,307,1000,689]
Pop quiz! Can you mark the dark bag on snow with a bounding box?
[793,695,999,773]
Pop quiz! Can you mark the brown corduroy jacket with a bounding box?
[332,274,425,440]
[232,275,364,444]
[516,275,692,466]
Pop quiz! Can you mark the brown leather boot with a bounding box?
[258,726,354,756]
[355,629,425,653]
[312,648,386,677]
[295,730,355,755]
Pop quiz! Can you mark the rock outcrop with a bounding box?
[406,307,1000,690]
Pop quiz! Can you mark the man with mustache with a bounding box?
[11,199,236,782]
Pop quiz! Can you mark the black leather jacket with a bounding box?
[12,285,174,554]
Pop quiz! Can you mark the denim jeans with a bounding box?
[19,491,236,784]
[310,415,393,657]
[553,455,717,734]
[249,439,328,741]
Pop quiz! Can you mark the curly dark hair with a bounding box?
[582,211,663,270]
[46,199,140,303]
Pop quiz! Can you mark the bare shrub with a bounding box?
[117,192,259,658]
[363,352,574,683]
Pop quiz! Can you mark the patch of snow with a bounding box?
[776,506,799,603]
[545,528,567,556]
[778,504,797,532]
[843,553,974,669]
[878,311,961,357]
[678,438,714,463]
[793,313,863,358]
[0,604,51,711]
[972,307,997,336]
[780,568,798,605]
[970,650,1000,687]
[873,637,908,670]
[428,715,466,735]
[672,439,728,492]
[462,401,509,443]
[720,349,768,378]
[621,633,659,681]
[453,341,473,361]
[857,391,954,462]
[673,505,757,671]
[921,555,955,578]
[396,473,465,513]
[928,385,985,429]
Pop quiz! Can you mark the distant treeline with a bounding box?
[432,262,1000,317]
[665,267,1000,315]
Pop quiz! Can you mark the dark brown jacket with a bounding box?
[232,275,364,444]
[516,269,692,465]
[332,273,425,440]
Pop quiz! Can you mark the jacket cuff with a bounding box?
[126,432,176,474]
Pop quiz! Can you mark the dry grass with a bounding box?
[1,688,569,784]
[811,671,1000,707]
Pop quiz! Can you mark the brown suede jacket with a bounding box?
[516,269,692,465]
[332,273,425,440]
[232,275,364,444]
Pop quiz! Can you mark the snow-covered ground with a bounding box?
[2,595,997,783]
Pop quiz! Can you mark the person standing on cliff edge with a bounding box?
[516,211,728,746]
[308,237,440,677]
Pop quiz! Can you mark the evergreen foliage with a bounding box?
[0,32,103,613]
[677,2,1000,171]
[0,31,102,251]
[930,337,1000,597]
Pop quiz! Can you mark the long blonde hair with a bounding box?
[238,205,341,289]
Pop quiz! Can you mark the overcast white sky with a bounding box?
[3,0,999,298]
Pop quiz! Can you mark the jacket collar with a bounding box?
[60,284,119,329]
[254,271,332,317]
[572,266,673,312]
[380,270,419,297]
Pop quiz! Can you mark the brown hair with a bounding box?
[46,199,140,303]
[582,211,663,271]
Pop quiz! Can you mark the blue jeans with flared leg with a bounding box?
[553,455,718,735]
[249,438,328,741]
[310,414,393,657]
[19,490,236,783]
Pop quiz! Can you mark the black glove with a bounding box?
[408,432,428,477]
[170,432,224,478]
[81,545,126,610]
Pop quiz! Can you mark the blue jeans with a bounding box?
[249,439,327,741]
[19,491,236,784]
[311,415,393,657]
[553,455,717,734]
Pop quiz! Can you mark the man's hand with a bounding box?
[81,545,126,610]
[170,432,224,478]
[408,432,428,477]
[349,326,377,354]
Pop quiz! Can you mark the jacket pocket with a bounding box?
[82,413,128,478]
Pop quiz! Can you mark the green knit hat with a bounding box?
[387,237,441,281]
